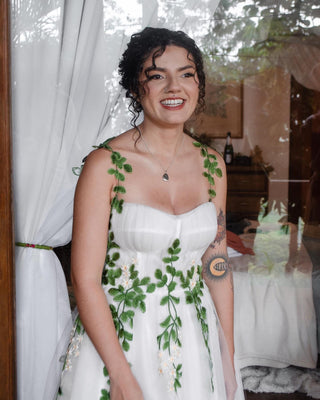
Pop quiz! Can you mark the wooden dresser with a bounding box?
[226,164,269,220]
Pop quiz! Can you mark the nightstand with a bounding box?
[226,164,269,220]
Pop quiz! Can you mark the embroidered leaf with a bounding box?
[133,286,143,294]
[160,316,171,328]
[172,239,180,249]
[122,340,130,352]
[207,175,215,186]
[160,296,169,305]
[120,313,128,322]
[114,170,125,181]
[114,293,125,302]
[147,283,156,293]
[168,281,177,292]
[124,298,132,307]
[112,252,120,261]
[140,277,150,286]
[100,389,110,400]
[216,168,222,178]
[185,293,193,304]
[72,166,83,176]
[155,269,162,279]
[159,275,167,284]
[108,288,120,296]
[132,278,140,287]
[171,296,180,305]
[130,270,139,280]
[113,185,126,194]
[124,163,132,173]
[166,265,176,276]
[126,291,135,300]
[124,331,133,341]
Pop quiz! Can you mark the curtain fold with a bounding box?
[11,1,116,399]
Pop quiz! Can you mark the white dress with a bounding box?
[57,142,244,400]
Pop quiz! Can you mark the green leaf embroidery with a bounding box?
[179,264,214,392]
[155,240,183,392]
[193,141,223,201]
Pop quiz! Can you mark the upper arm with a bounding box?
[71,148,115,287]
[201,151,231,285]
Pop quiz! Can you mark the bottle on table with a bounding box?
[224,131,233,165]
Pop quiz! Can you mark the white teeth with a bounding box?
[161,99,184,106]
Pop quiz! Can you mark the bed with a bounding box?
[227,219,318,370]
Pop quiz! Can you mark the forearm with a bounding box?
[202,248,235,368]
[73,279,131,380]
[207,277,235,367]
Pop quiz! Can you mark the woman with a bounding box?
[57,27,244,400]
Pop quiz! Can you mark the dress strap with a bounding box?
[192,141,223,201]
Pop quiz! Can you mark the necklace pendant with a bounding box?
[162,172,169,182]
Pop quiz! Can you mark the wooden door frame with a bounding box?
[0,0,16,398]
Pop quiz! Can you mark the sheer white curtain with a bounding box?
[11,1,128,399]
[11,0,220,399]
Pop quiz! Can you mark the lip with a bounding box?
[160,97,185,110]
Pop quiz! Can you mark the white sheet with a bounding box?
[229,223,318,369]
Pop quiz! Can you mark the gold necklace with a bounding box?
[138,126,184,182]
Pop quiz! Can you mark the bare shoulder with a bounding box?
[82,129,135,173]
[103,129,136,153]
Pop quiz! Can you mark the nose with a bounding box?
[165,75,181,93]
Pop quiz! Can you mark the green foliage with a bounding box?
[179,264,214,391]
[155,239,183,391]
[194,142,221,200]
[201,0,320,82]
[100,389,110,400]
[75,315,85,335]
[108,263,155,352]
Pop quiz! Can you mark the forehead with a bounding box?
[142,45,195,69]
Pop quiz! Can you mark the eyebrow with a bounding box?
[146,64,195,72]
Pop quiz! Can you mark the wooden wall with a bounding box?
[0,0,16,398]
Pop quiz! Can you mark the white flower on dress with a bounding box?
[119,264,131,288]
[157,332,182,392]
[62,330,83,374]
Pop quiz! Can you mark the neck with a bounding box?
[138,122,184,155]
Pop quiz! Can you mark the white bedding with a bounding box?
[228,222,318,369]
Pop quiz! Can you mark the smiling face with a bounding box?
[138,45,200,128]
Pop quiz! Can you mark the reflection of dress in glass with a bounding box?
[57,143,244,400]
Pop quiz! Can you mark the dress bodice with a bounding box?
[110,201,217,275]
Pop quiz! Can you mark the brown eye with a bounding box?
[182,72,195,78]
[149,74,162,80]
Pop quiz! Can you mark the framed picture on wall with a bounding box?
[187,80,243,139]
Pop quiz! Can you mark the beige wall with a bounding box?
[212,67,291,214]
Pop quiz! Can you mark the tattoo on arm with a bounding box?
[204,255,229,280]
[204,255,233,291]
[209,209,226,249]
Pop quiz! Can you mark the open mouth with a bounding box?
[160,98,185,107]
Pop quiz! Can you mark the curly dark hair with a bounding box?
[118,27,206,127]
